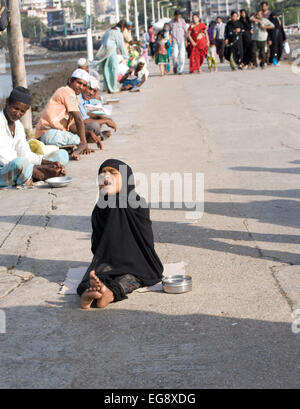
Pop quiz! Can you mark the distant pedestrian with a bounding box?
[207,40,217,72]
[91,21,128,94]
[155,32,169,76]
[240,9,253,69]
[225,11,244,70]
[207,21,216,43]
[188,13,208,74]
[251,10,274,69]
[215,16,226,63]
[261,1,286,66]
[148,25,156,57]
[169,10,187,75]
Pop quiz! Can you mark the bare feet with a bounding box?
[26,178,33,187]
[80,287,102,310]
[32,164,65,181]
[80,270,114,309]
[101,130,111,140]
[71,143,95,160]
[96,282,114,309]
[89,270,101,288]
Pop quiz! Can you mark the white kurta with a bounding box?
[0,110,42,167]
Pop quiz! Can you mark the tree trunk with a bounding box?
[7,0,32,131]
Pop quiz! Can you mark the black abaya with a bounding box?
[240,16,252,66]
[225,20,244,66]
[77,159,164,302]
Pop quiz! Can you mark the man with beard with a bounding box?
[0,87,68,187]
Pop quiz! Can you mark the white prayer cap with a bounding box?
[89,76,100,90]
[77,57,89,67]
[71,68,90,84]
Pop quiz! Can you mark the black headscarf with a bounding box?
[89,159,163,287]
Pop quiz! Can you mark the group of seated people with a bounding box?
[0,60,118,188]
[0,61,164,311]
[117,39,149,92]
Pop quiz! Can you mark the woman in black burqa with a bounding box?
[77,159,163,309]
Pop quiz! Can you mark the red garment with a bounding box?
[188,23,208,73]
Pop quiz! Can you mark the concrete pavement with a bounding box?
[1,61,300,388]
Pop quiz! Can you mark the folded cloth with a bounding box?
[28,139,59,155]
[59,262,187,295]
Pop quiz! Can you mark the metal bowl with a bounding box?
[106,98,120,104]
[162,275,192,294]
[45,176,72,188]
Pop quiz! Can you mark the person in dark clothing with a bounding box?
[268,12,286,66]
[215,16,226,63]
[240,9,253,68]
[225,11,244,70]
[77,159,164,309]
[261,1,286,66]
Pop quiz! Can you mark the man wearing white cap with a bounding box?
[77,57,101,94]
[74,76,117,149]
[35,69,92,159]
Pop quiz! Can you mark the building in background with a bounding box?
[94,0,110,16]
[191,0,247,19]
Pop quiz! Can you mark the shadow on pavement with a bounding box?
[0,302,299,388]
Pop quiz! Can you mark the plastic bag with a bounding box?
[283,41,290,55]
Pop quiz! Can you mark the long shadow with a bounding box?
[0,215,91,233]
[231,165,300,175]
[0,254,89,284]
[0,303,299,388]
[152,222,300,265]
[207,188,300,199]
[2,196,300,231]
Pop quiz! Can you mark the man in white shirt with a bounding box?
[169,10,187,75]
[0,87,69,188]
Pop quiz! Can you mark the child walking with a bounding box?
[155,32,169,76]
[207,40,218,72]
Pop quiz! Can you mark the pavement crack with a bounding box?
[0,209,28,249]
[270,266,294,311]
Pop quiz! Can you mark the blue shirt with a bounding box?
[78,94,89,120]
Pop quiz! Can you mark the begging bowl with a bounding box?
[162,275,192,294]
[45,176,72,188]
[105,98,120,104]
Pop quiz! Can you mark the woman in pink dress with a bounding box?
[188,14,209,73]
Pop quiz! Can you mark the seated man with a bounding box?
[77,58,101,99]
[35,69,92,159]
[119,57,149,91]
[0,87,68,188]
[74,77,117,150]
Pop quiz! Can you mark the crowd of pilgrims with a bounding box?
[145,1,287,73]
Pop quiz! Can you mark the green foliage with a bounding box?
[21,16,47,41]
[63,1,85,19]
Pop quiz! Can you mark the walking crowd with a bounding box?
[147,1,287,73]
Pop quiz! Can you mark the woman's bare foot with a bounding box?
[96,281,114,309]
[89,270,101,288]
[80,287,102,310]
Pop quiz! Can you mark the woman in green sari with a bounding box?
[91,21,128,94]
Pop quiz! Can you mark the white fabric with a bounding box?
[89,76,100,90]
[0,111,42,167]
[71,68,90,83]
[284,42,290,55]
[77,57,88,67]
[59,262,187,295]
